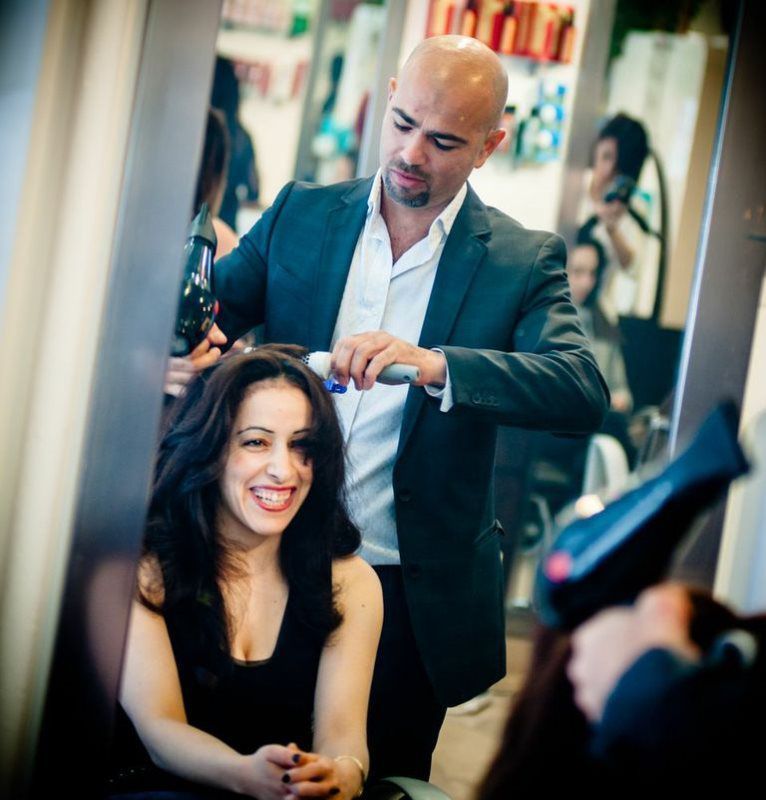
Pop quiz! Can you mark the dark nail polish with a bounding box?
[282,774,291,784]
[292,754,301,764]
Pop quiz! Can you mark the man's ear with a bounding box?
[474,128,506,168]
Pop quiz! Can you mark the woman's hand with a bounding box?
[281,746,363,799]
[164,324,227,396]
[594,199,627,232]
[568,583,701,722]
[233,744,310,800]
[610,389,632,413]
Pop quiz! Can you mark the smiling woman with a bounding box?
[217,382,315,547]
[108,345,382,800]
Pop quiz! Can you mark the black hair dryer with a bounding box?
[171,203,218,357]
[536,402,749,631]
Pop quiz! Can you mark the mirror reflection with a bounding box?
[110,1,736,798]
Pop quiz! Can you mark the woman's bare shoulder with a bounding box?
[332,555,378,583]
[332,556,382,607]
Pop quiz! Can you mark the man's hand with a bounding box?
[331,331,446,391]
[164,323,227,396]
[568,583,701,723]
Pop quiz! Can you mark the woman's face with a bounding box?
[568,244,599,305]
[592,136,618,188]
[217,379,314,547]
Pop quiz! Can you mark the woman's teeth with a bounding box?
[251,487,292,508]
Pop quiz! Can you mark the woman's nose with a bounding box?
[266,443,292,482]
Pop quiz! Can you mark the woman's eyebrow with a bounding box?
[235,426,312,435]
[392,107,467,144]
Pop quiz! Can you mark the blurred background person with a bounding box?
[567,233,632,415]
[194,107,239,260]
[211,56,261,232]
[578,113,650,320]
[477,583,766,796]
[518,232,636,521]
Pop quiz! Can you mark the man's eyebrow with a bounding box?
[392,107,468,145]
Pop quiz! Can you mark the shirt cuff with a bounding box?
[423,349,453,412]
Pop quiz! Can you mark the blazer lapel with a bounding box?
[308,178,372,351]
[397,185,491,457]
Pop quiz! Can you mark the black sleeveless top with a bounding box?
[108,592,325,795]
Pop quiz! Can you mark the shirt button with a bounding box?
[399,489,412,503]
[471,392,483,404]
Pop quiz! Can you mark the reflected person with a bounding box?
[478,584,766,795]
[567,236,632,413]
[178,35,609,779]
[567,234,636,467]
[578,113,650,318]
[109,346,382,798]
[568,583,766,790]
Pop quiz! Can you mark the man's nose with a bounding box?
[400,132,427,166]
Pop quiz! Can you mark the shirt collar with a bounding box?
[367,169,468,245]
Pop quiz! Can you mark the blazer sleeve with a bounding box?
[591,646,764,783]
[440,233,610,434]
[213,181,296,343]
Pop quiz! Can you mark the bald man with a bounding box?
[193,36,609,779]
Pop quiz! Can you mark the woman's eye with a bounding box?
[243,438,266,448]
[290,438,311,452]
[393,121,411,132]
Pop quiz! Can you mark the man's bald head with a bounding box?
[378,35,508,212]
[400,35,508,132]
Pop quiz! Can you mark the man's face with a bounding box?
[379,68,504,211]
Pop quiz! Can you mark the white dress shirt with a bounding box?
[331,172,466,564]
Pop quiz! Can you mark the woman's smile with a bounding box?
[250,484,297,512]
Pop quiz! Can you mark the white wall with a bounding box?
[715,270,766,612]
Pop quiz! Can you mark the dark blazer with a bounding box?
[214,177,609,706]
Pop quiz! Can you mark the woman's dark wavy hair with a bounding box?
[593,112,649,182]
[141,344,360,670]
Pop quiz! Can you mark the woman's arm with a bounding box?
[284,557,383,799]
[120,600,296,799]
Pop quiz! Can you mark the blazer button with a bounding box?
[409,564,422,579]
[471,392,483,404]
[399,489,412,503]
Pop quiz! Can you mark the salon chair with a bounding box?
[367,776,452,800]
